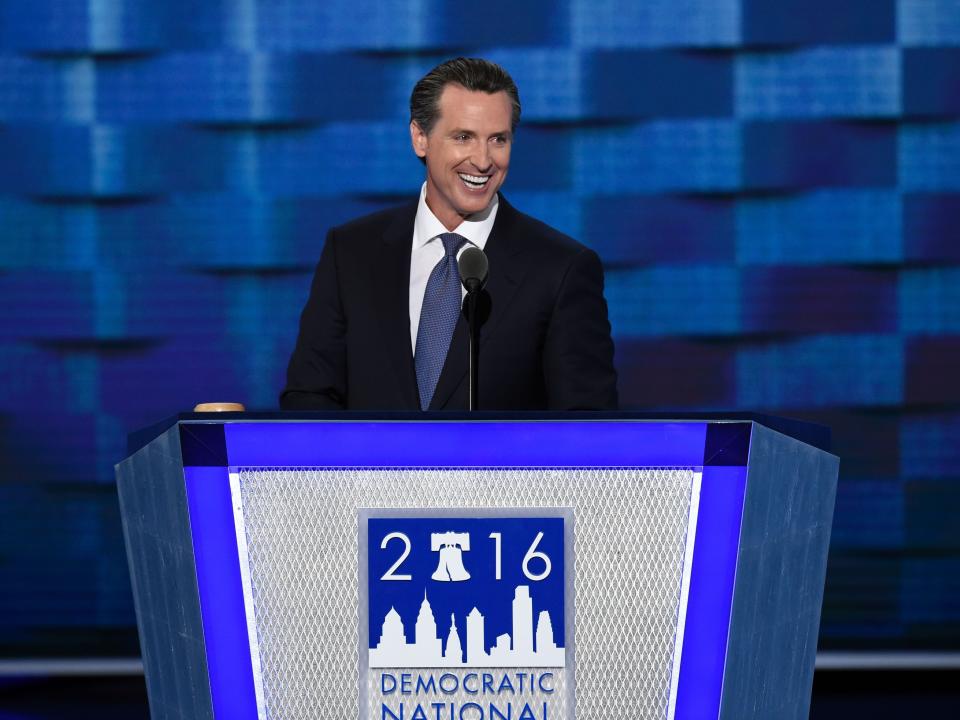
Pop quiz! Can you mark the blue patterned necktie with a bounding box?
[415,232,468,410]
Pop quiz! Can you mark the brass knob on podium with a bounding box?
[193,402,245,412]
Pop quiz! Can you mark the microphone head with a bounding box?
[458,245,489,292]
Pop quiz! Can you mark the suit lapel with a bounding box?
[475,197,526,343]
[430,196,528,410]
[373,201,420,409]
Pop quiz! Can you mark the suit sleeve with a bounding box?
[542,247,619,410]
[279,230,348,410]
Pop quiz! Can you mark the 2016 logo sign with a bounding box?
[367,517,566,669]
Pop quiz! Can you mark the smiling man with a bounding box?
[280,57,618,411]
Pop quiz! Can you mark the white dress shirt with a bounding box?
[409,182,499,353]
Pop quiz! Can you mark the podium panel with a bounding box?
[116,416,837,720]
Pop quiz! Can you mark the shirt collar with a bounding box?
[413,182,499,251]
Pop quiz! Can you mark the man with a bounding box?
[280,58,617,411]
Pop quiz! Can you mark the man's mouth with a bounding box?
[458,172,491,189]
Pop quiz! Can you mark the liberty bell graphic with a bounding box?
[430,532,471,582]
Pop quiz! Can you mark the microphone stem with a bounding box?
[466,289,480,411]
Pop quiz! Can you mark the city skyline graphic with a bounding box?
[369,584,565,668]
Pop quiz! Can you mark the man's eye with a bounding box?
[455,134,469,142]
[492,135,507,145]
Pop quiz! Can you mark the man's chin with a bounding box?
[458,204,493,220]
[455,188,497,215]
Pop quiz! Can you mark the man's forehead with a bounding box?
[435,85,512,125]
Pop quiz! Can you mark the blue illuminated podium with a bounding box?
[116,414,838,720]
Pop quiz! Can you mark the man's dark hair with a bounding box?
[410,57,522,137]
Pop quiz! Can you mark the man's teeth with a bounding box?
[458,173,490,188]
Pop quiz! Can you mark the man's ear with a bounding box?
[410,120,428,159]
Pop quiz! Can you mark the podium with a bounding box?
[116,414,838,720]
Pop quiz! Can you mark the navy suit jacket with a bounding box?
[280,195,618,411]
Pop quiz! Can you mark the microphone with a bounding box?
[457,246,489,294]
[457,246,488,411]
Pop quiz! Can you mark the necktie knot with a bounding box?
[440,232,467,258]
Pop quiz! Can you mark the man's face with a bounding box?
[410,84,513,230]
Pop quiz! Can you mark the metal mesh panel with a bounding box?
[236,467,696,720]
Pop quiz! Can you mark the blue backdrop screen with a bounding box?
[1,0,958,655]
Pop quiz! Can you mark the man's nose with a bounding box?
[471,143,492,172]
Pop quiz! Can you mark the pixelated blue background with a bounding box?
[0,0,958,656]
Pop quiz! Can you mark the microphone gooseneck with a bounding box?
[457,246,488,412]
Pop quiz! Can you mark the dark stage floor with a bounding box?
[1,670,958,718]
